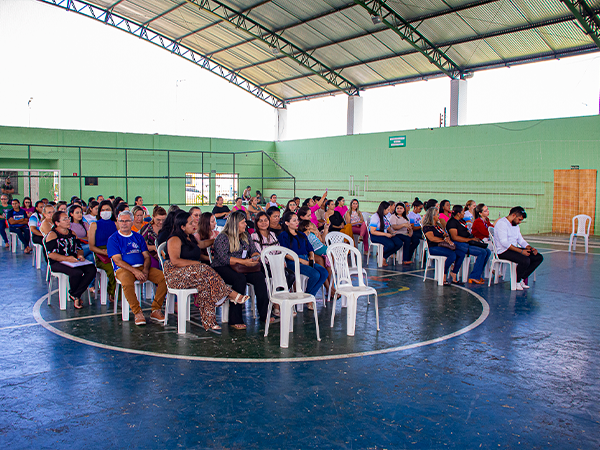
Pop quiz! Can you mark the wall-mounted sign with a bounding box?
[389,136,406,148]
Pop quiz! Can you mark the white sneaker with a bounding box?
[515,283,523,291]
[520,281,530,289]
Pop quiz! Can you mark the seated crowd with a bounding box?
[3,187,544,331]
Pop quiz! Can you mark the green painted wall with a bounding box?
[0,126,276,207]
[271,116,600,235]
[1,114,598,235]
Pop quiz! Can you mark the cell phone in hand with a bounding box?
[309,260,314,267]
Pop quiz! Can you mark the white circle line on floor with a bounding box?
[33,284,490,364]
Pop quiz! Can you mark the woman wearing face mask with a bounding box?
[88,200,118,301]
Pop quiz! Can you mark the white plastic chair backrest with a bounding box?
[572,214,592,235]
[325,231,353,247]
[215,225,224,233]
[260,246,301,298]
[327,243,366,288]
[362,212,372,223]
[157,242,167,268]
[488,234,500,259]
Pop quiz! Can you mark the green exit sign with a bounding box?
[389,135,406,148]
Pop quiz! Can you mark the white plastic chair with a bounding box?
[366,231,385,268]
[325,231,368,302]
[422,239,447,286]
[327,243,379,336]
[30,228,43,269]
[569,214,592,253]
[261,246,321,348]
[111,257,156,321]
[94,263,109,306]
[10,231,24,253]
[487,234,517,291]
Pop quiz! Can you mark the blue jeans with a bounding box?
[396,233,421,261]
[0,220,7,244]
[287,260,328,297]
[428,245,465,275]
[454,242,491,280]
[9,226,30,248]
[370,234,403,259]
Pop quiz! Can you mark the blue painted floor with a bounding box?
[1,242,599,449]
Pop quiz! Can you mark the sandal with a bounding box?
[211,324,222,331]
[232,294,250,305]
[306,303,314,311]
[72,296,83,309]
[231,323,247,330]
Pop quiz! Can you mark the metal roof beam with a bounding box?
[37,0,285,108]
[259,10,600,87]
[561,0,600,49]
[175,0,271,42]
[185,0,360,96]
[236,0,496,72]
[141,2,187,27]
[353,0,462,79]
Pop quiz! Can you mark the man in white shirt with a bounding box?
[494,206,543,290]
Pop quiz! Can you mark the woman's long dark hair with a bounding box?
[375,201,390,232]
[254,211,271,246]
[96,200,116,221]
[424,198,437,210]
[474,203,486,220]
[198,212,213,241]
[161,209,181,239]
[412,197,423,208]
[68,205,84,224]
[282,210,307,245]
[440,200,450,213]
[394,202,408,220]
[451,205,464,218]
[51,211,67,230]
[170,211,197,246]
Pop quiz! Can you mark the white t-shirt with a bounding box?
[494,217,528,255]
[267,201,278,209]
[369,214,390,233]
[408,211,422,226]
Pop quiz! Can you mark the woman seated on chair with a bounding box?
[247,197,263,224]
[283,199,297,215]
[45,211,97,309]
[422,207,465,285]
[471,203,500,240]
[438,200,452,229]
[39,204,55,236]
[196,212,219,262]
[130,205,146,232]
[84,201,99,224]
[408,198,424,240]
[163,211,247,332]
[324,200,345,233]
[22,197,35,217]
[463,200,476,231]
[211,211,271,330]
[278,211,329,304]
[68,204,94,268]
[344,199,368,253]
[156,207,181,249]
[140,205,167,269]
[389,202,420,265]
[88,200,118,302]
[299,219,334,297]
[446,205,491,285]
[266,206,283,237]
[369,201,403,267]
[29,200,45,246]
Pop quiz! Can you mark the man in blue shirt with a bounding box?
[7,198,31,253]
[107,211,167,326]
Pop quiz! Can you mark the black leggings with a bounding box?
[50,261,97,299]
[212,266,269,325]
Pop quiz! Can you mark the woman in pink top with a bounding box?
[334,197,348,216]
[439,199,452,229]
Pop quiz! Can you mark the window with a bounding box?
[185,172,238,205]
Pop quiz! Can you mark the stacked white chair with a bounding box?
[261,246,320,348]
[569,214,592,253]
[325,231,368,304]
[422,238,447,286]
[327,243,379,336]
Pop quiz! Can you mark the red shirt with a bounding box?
[471,217,493,240]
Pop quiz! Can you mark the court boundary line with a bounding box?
[32,283,490,364]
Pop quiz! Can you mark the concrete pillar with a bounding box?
[347,95,363,135]
[450,79,468,126]
[276,107,287,141]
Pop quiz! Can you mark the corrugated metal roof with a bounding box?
[50,0,600,105]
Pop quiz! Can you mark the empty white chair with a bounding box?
[487,234,518,291]
[569,214,592,253]
[327,243,379,336]
[261,246,320,348]
[422,239,447,286]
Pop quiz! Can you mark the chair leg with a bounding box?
[59,277,68,311]
[312,300,321,341]
[330,294,338,328]
[584,236,588,254]
[221,301,229,323]
[346,294,357,336]
[374,292,380,331]
[279,303,292,348]
[568,234,573,252]
[100,272,107,306]
[264,301,272,337]
[510,264,517,291]
[121,286,130,321]
[177,293,190,334]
